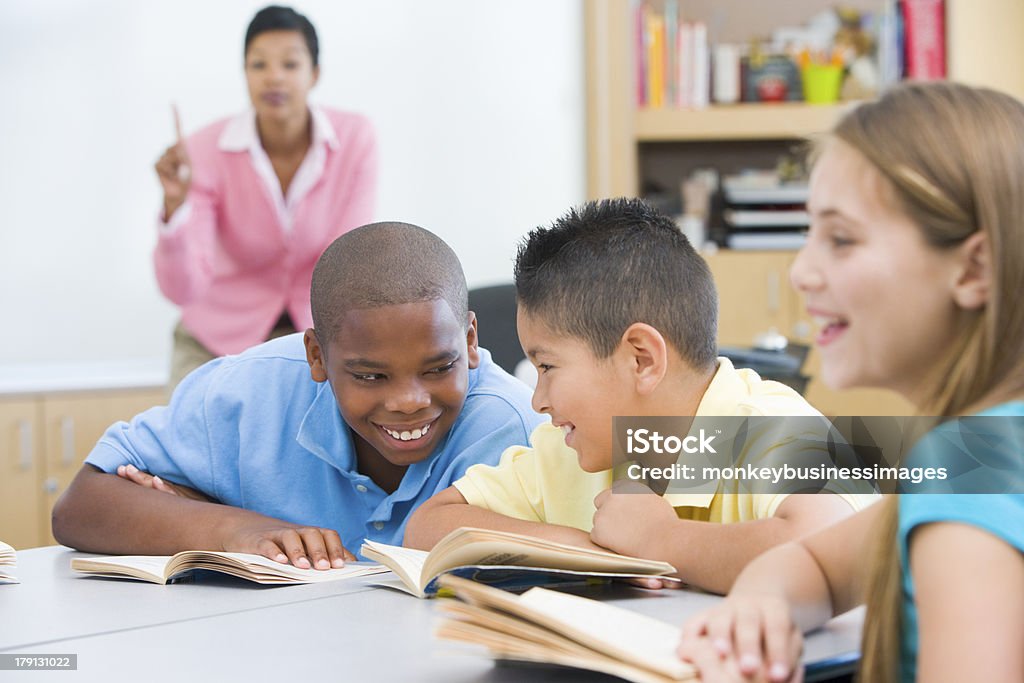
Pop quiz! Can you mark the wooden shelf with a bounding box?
[635,103,854,141]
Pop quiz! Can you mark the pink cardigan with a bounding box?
[153,107,377,355]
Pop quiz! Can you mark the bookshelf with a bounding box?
[584,0,1024,416]
[636,102,852,141]
[585,0,1024,199]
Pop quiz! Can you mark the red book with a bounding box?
[903,0,946,80]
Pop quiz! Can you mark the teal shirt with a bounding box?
[898,401,1024,682]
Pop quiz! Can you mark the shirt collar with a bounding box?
[296,381,357,472]
[694,357,747,416]
[218,106,339,152]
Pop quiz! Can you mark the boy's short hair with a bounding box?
[514,198,718,369]
[311,222,468,348]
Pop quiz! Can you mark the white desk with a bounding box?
[1,547,862,682]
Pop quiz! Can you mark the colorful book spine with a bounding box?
[647,11,666,107]
[902,0,946,80]
[665,0,678,106]
[635,1,647,107]
[691,21,709,109]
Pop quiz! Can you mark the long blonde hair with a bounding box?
[821,82,1024,682]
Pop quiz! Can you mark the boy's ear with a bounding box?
[615,323,668,395]
[465,311,481,369]
[951,232,991,310]
[304,328,329,383]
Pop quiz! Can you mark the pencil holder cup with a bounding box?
[801,64,843,104]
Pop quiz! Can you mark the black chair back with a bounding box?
[467,284,525,375]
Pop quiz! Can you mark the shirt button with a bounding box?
[373,521,385,531]
[356,484,368,493]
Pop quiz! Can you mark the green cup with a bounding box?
[801,64,843,104]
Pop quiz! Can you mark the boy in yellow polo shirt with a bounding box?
[404,198,868,594]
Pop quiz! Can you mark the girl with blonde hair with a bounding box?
[677,81,1024,682]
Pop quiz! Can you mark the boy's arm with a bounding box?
[403,486,603,551]
[591,490,856,594]
[52,465,355,568]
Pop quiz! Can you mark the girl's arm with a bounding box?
[678,499,886,681]
[912,521,1024,683]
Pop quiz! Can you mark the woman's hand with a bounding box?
[678,596,804,682]
[154,104,192,220]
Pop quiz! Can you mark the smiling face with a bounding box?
[517,308,631,472]
[305,300,479,484]
[790,140,966,400]
[244,29,318,126]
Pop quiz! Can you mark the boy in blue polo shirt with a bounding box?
[52,222,544,569]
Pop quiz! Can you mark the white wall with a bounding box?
[0,0,585,367]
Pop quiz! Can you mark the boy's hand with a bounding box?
[590,481,678,558]
[678,597,803,683]
[116,464,212,502]
[222,520,356,570]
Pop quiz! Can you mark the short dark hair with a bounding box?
[514,198,718,369]
[311,222,469,349]
[245,5,319,67]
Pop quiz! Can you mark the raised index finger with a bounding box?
[172,103,184,143]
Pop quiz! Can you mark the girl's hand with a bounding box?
[154,104,192,220]
[678,596,804,682]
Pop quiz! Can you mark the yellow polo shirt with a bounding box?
[454,358,871,529]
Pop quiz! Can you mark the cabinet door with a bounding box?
[40,389,165,545]
[704,250,796,346]
[0,399,43,550]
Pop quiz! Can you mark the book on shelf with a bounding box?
[360,527,677,599]
[636,0,710,109]
[435,574,695,683]
[902,0,945,80]
[0,540,17,585]
[724,209,809,228]
[722,175,809,205]
[71,551,388,586]
[725,231,808,251]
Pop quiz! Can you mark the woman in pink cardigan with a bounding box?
[154,5,377,389]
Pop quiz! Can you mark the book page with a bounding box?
[517,587,689,679]
[360,541,429,592]
[428,528,674,579]
[0,541,16,585]
[231,553,386,583]
[72,555,172,583]
[73,552,387,585]
[0,540,15,564]
[440,576,688,679]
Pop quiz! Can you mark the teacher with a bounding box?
[153,5,377,389]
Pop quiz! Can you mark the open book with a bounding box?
[435,574,695,683]
[71,551,388,585]
[360,527,676,598]
[0,540,17,584]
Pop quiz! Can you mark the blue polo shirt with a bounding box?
[85,334,544,555]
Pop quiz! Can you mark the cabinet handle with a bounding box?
[767,271,780,314]
[43,477,59,494]
[60,416,76,467]
[17,419,33,471]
